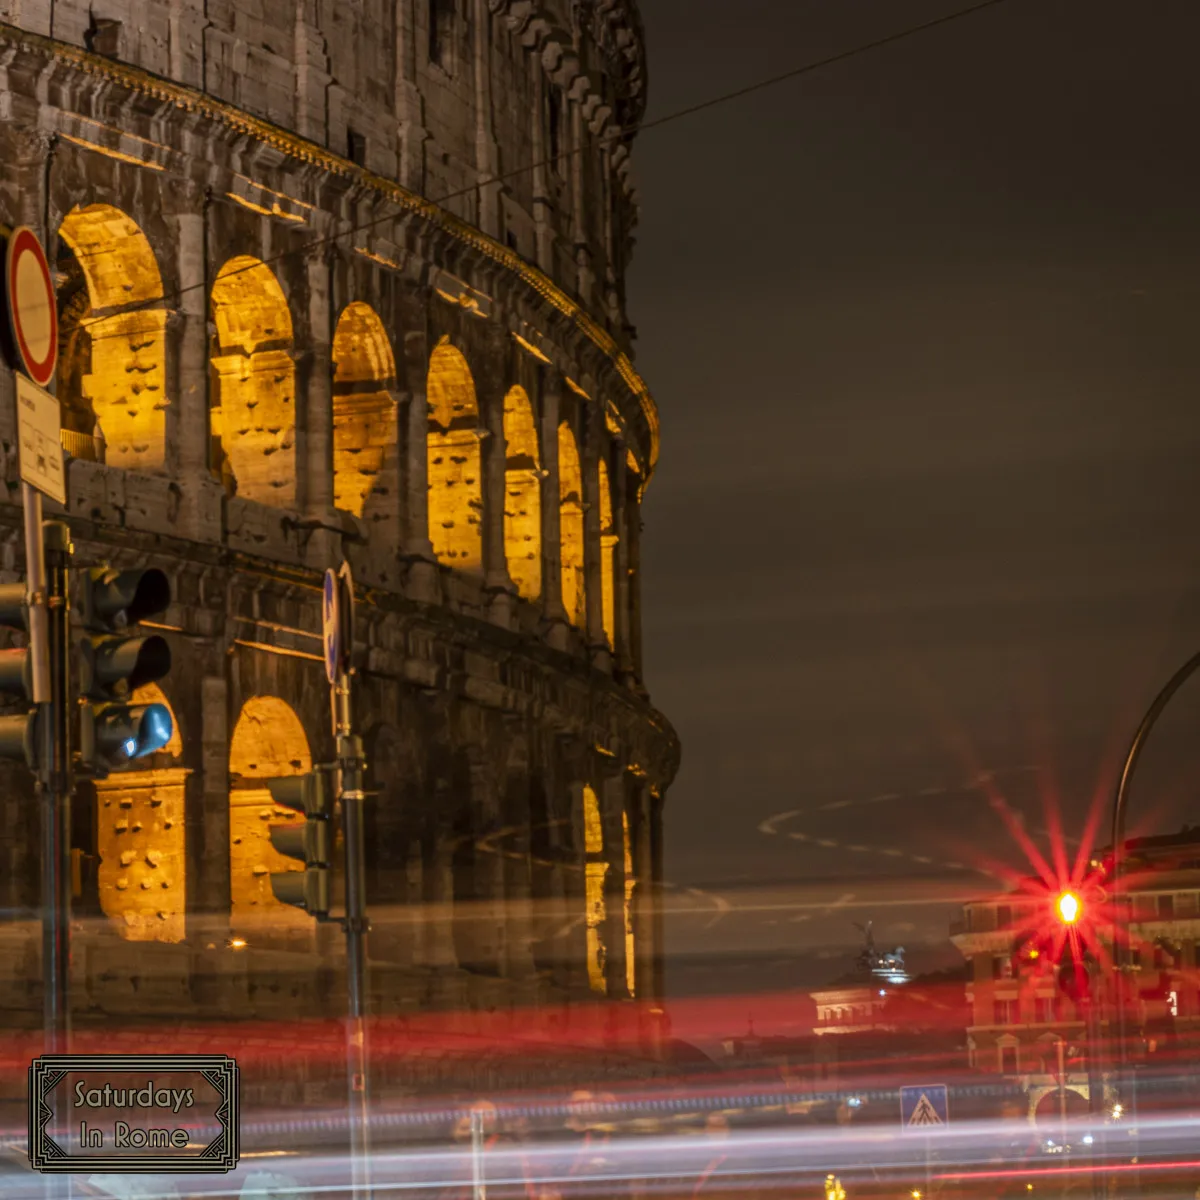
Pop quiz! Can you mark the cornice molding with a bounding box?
[0,20,660,477]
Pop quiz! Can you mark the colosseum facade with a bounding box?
[0,0,677,1055]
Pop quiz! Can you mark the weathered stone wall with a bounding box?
[0,8,674,1035]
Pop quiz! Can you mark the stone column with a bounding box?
[611,438,635,680]
[470,756,507,974]
[563,776,590,995]
[538,372,568,649]
[626,474,645,687]
[650,786,666,1003]
[301,248,337,567]
[163,181,223,542]
[393,0,429,193]
[501,755,537,983]
[193,675,231,945]
[630,775,655,1008]
[581,400,608,665]
[570,101,595,305]
[399,315,438,601]
[472,0,501,238]
[601,770,630,999]
[479,334,515,626]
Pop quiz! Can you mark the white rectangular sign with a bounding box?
[15,372,66,504]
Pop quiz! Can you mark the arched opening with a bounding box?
[583,784,607,995]
[228,696,312,934]
[332,302,397,519]
[94,682,185,943]
[558,422,585,626]
[502,386,541,599]
[210,257,296,507]
[426,339,482,570]
[598,457,617,647]
[56,205,167,470]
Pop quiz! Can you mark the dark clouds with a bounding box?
[626,0,1200,990]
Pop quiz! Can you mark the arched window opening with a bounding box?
[228,696,312,934]
[427,339,483,570]
[622,809,635,997]
[93,681,185,943]
[558,422,585,625]
[583,785,607,995]
[332,302,397,519]
[502,386,541,599]
[210,257,296,507]
[56,205,167,471]
[598,457,618,647]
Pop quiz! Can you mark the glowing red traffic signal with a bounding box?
[1056,891,1081,925]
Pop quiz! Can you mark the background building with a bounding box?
[951,826,1200,1119]
[0,1,676,1069]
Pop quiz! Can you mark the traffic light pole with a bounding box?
[334,664,371,1197]
[40,521,73,1055]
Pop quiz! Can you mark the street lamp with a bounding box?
[1056,891,1080,926]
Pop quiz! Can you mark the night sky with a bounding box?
[626,0,1200,1000]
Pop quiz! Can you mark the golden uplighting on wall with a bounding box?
[332,301,397,519]
[228,696,312,934]
[512,332,551,364]
[209,256,296,506]
[584,785,607,995]
[598,457,617,649]
[95,682,185,943]
[558,422,585,626]
[502,385,542,600]
[623,809,636,998]
[56,204,167,471]
[427,338,483,571]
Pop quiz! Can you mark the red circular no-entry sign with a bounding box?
[4,226,57,387]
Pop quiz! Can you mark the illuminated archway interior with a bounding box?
[584,785,607,994]
[558,422,585,626]
[228,696,313,931]
[332,301,397,519]
[427,339,482,570]
[598,457,617,647]
[502,386,542,600]
[94,682,185,943]
[210,257,296,507]
[56,204,167,471]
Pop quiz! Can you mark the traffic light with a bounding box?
[1056,890,1081,925]
[76,566,173,777]
[266,769,332,918]
[0,581,40,766]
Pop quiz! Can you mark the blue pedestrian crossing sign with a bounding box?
[900,1084,949,1130]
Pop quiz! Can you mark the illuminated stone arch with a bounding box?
[583,784,607,995]
[598,457,618,647]
[427,339,483,569]
[94,682,185,943]
[558,422,585,626]
[56,204,167,471]
[332,302,397,519]
[228,696,312,933]
[502,385,542,600]
[210,257,296,507]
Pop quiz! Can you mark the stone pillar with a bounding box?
[538,373,568,649]
[425,824,458,971]
[393,0,429,193]
[611,439,635,680]
[601,770,630,999]
[626,474,645,686]
[649,786,666,1003]
[569,101,595,305]
[399,317,438,601]
[630,775,655,1008]
[470,756,507,974]
[193,675,231,944]
[531,65,554,273]
[163,182,223,542]
[479,334,515,626]
[563,776,590,994]
[472,0,501,239]
[301,249,337,566]
[581,400,609,666]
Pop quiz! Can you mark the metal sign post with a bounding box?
[325,564,371,1197]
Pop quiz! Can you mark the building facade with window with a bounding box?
[0,0,676,1054]
[950,827,1200,1117]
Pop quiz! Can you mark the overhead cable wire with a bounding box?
[75,0,1012,330]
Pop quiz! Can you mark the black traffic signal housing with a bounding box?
[0,581,40,768]
[266,769,333,918]
[76,566,174,777]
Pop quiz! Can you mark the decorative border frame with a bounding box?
[28,1054,239,1173]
